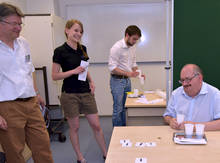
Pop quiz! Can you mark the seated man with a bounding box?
[164,64,220,131]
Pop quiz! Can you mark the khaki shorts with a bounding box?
[60,92,98,118]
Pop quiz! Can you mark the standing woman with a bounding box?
[52,19,107,163]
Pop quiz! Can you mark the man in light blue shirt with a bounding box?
[164,64,220,131]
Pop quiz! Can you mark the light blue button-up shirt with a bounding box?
[163,82,220,122]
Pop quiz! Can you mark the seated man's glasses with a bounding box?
[179,73,199,84]
[0,19,23,27]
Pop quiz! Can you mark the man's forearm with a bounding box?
[111,68,129,76]
[203,119,220,131]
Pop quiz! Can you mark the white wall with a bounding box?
[57,0,169,115]
[58,0,165,19]
[66,3,166,63]
[26,0,54,14]
[4,0,171,115]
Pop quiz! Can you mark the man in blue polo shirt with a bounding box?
[164,64,220,131]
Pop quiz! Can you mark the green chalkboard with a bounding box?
[174,0,220,89]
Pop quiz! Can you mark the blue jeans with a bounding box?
[110,76,131,126]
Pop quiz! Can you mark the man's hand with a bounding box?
[128,71,139,78]
[37,94,45,107]
[0,115,7,130]
[141,74,146,80]
[168,117,182,130]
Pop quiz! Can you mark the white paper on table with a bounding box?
[122,142,132,147]
[120,139,130,144]
[78,60,89,81]
[155,90,166,99]
[135,142,146,147]
[135,97,164,104]
[145,142,157,147]
[144,91,155,94]
[147,99,164,104]
[120,139,132,147]
[135,158,147,163]
[136,97,149,104]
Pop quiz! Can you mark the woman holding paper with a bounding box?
[52,19,107,163]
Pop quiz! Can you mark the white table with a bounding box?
[106,126,220,163]
[125,93,166,126]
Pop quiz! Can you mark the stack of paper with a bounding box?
[135,96,164,104]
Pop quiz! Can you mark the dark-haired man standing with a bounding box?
[0,3,53,163]
[108,25,143,126]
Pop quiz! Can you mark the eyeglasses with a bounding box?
[179,73,199,84]
[0,20,24,27]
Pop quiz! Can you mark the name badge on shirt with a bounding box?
[25,54,30,63]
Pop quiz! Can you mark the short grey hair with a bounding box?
[0,2,24,20]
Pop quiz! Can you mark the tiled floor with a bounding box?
[27,116,113,163]
[27,116,166,163]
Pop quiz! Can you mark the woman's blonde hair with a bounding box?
[65,19,88,59]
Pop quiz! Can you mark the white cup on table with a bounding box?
[184,124,194,138]
[133,88,139,97]
[195,124,205,139]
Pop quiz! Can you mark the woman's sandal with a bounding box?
[77,158,87,163]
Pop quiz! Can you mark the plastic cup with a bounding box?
[133,89,139,97]
[177,114,185,124]
[195,124,205,139]
[184,124,194,138]
[140,76,145,85]
[136,69,142,78]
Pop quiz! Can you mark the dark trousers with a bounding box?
[0,152,5,163]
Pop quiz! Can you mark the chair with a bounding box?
[36,66,66,142]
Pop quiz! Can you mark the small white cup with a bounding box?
[136,69,142,78]
[133,89,139,97]
[184,124,194,138]
[195,124,205,139]
[140,76,145,85]
[177,114,185,124]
